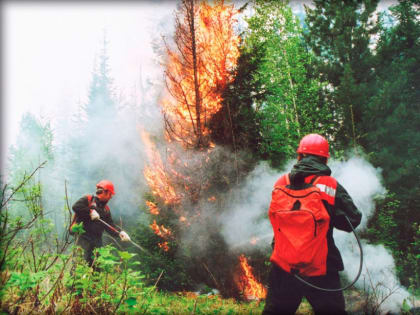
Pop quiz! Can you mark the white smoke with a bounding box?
[330,156,411,313]
[220,155,412,312]
[3,57,168,237]
[219,161,287,251]
[328,157,385,229]
[35,15,174,234]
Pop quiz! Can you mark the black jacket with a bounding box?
[289,155,362,272]
[72,195,120,240]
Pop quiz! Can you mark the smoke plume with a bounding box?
[330,157,411,312]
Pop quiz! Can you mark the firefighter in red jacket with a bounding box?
[72,180,131,267]
[263,134,362,315]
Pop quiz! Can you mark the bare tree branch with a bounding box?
[0,161,47,210]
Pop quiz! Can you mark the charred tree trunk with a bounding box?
[185,0,203,147]
[163,0,205,149]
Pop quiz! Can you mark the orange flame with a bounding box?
[142,0,241,253]
[140,129,180,204]
[237,255,267,300]
[158,241,170,252]
[162,0,240,146]
[150,220,172,238]
[150,220,173,252]
[146,201,160,215]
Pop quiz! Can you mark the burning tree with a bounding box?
[162,0,240,149]
[137,0,267,298]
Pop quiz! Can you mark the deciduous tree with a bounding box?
[304,0,380,149]
[241,0,333,167]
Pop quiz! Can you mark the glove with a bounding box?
[119,231,131,242]
[90,209,100,221]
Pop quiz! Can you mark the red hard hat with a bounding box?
[96,180,115,195]
[297,134,330,158]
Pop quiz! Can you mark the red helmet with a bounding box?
[96,180,115,195]
[297,134,330,158]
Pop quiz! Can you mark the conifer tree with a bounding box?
[304,0,379,149]
[162,0,239,149]
[85,34,116,121]
[238,0,333,167]
[140,0,248,295]
[64,33,119,196]
[364,0,419,287]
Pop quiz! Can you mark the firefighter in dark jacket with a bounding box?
[72,180,131,267]
[263,134,362,315]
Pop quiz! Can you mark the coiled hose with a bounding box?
[293,216,363,292]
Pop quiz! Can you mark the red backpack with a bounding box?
[69,195,110,235]
[268,174,330,277]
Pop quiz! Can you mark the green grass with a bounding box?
[134,292,313,315]
[141,292,263,314]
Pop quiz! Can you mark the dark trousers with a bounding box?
[263,263,347,315]
[77,235,102,267]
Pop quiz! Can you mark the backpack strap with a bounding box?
[87,194,93,206]
[70,194,93,235]
[87,194,98,212]
[88,194,110,212]
[69,194,97,235]
[307,175,337,206]
[87,194,95,210]
[309,175,320,185]
[285,174,291,185]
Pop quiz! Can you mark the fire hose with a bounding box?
[293,215,364,292]
[97,218,151,256]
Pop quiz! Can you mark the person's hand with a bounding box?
[119,231,131,242]
[90,209,100,221]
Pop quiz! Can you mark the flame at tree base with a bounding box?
[235,255,267,300]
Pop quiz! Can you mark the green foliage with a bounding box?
[362,1,420,288]
[303,0,418,289]
[365,1,419,198]
[240,0,335,168]
[71,222,86,235]
[4,270,46,295]
[1,241,149,314]
[7,114,54,220]
[1,226,267,314]
[366,194,400,248]
[304,0,380,149]
[365,194,419,288]
[8,113,54,180]
[210,39,262,155]
[2,1,419,312]
[129,220,195,291]
[130,291,266,315]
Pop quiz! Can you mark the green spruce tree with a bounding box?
[364,0,420,288]
[304,0,380,149]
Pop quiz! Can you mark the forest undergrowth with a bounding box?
[1,165,418,315]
